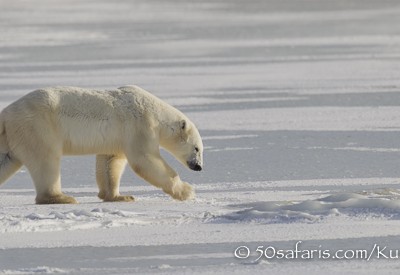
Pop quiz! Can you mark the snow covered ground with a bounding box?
[1,0,400,273]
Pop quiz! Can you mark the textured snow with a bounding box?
[2,0,400,274]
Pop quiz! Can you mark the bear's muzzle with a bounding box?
[187,161,202,171]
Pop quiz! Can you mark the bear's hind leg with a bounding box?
[24,156,77,204]
[0,153,22,186]
[96,154,133,202]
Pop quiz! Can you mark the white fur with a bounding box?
[0,85,203,204]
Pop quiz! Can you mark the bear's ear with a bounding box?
[180,120,186,131]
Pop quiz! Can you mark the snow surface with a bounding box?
[2,0,400,274]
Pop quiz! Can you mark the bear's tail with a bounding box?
[0,116,22,186]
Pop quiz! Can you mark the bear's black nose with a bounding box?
[188,161,202,171]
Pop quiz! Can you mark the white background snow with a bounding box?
[1,0,400,274]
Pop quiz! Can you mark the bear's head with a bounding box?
[161,119,203,171]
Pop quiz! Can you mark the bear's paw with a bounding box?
[169,181,195,201]
[36,194,78,204]
[103,195,135,202]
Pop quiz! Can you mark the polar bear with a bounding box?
[0,85,203,204]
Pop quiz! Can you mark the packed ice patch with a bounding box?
[211,189,400,223]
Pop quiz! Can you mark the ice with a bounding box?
[2,0,400,273]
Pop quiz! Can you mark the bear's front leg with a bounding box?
[128,154,195,201]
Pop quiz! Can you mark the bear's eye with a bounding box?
[194,146,199,153]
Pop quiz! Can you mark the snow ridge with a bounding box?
[211,189,400,223]
[0,208,153,233]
